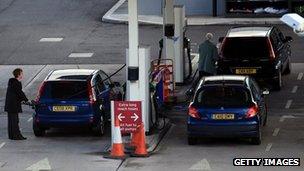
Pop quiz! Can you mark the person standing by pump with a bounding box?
[198,33,219,78]
[188,33,219,94]
[5,68,28,140]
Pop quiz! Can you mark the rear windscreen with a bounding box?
[196,86,251,108]
[222,37,269,59]
[41,81,89,100]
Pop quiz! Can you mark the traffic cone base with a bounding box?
[131,123,149,157]
[104,118,126,159]
[110,143,125,158]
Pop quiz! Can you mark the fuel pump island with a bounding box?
[106,0,193,159]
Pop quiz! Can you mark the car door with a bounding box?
[249,79,266,123]
[277,29,291,69]
[99,71,113,115]
[272,28,287,69]
[92,74,106,115]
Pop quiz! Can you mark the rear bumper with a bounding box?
[187,119,259,138]
[34,114,97,127]
[217,65,277,80]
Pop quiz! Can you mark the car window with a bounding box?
[222,37,269,59]
[41,81,89,100]
[100,71,112,89]
[196,86,251,108]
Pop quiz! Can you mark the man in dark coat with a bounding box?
[5,68,28,140]
[198,33,219,77]
[187,33,219,95]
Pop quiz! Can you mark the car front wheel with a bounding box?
[273,70,282,90]
[92,115,105,136]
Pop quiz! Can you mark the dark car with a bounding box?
[187,75,268,145]
[218,26,292,90]
[33,69,123,136]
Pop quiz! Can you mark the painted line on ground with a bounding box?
[292,86,298,93]
[0,142,5,149]
[68,53,94,58]
[39,38,63,42]
[285,100,293,109]
[272,128,280,137]
[265,143,273,152]
[297,73,303,80]
[280,115,296,122]
[189,158,211,171]
[279,116,285,122]
[0,161,7,167]
[25,158,51,171]
[27,118,33,122]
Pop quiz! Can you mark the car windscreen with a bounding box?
[41,81,89,100]
[222,37,269,60]
[195,86,252,108]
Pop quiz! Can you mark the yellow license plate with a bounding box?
[235,68,257,74]
[52,106,76,112]
[212,114,235,120]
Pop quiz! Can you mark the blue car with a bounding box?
[187,75,268,145]
[33,69,123,136]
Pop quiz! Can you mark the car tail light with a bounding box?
[246,105,259,118]
[267,38,276,61]
[35,82,46,102]
[188,105,200,119]
[87,81,96,104]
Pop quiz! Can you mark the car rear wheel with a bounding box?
[92,115,105,136]
[272,70,282,90]
[251,126,261,145]
[188,136,197,145]
[283,59,291,75]
[263,106,268,126]
[33,123,46,137]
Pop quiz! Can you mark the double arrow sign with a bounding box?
[118,113,139,122]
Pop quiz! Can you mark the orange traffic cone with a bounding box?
[131,123,149,157]
[108,119,125,159]
[129,125,141,147]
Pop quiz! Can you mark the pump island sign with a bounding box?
[113,101,142,133]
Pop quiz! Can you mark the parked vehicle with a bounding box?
[218,26,292,90]
[187,75,268,145]
[33,69,123,136]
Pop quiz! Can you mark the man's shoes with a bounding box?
[18,135,27,140]
[19,136,27,140]
[9,135,27,140]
